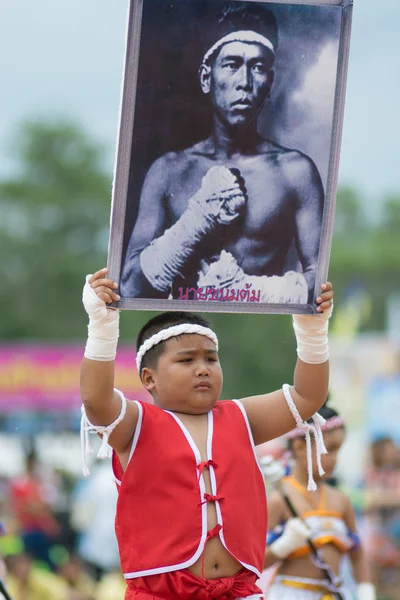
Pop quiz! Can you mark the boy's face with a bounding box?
[142,334,223,414]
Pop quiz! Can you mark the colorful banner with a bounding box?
[0,344,150,411]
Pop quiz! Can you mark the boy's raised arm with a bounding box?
[80,269,139,457]
[241,282,333,446]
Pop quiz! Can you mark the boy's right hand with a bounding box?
[83,268,120,321]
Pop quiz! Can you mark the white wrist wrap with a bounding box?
[356,583,376,600]
[82,275,120,361]
[270,518,310,560]
[140,203,214,292]
[292,304,333,364]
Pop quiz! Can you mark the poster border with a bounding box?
[107,0,354,315]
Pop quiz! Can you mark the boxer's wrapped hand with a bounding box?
[83,269,120,361]
[198,251,308,303]
[189,166,246,224]
[270,518,310,560]
[198,250,242,289]
[140,167,246,292]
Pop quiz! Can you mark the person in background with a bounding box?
[96,570,127,600]
[70,462,120,581]
[8,451,60,570]
[365,436,400,600]
[5,553,67,600]
[57,554,96,600]
[264,405,375,599]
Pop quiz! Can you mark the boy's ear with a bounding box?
[140,367,156,392]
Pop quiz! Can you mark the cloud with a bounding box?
[292,40,339,128]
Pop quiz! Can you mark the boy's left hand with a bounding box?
[315,281,334,317]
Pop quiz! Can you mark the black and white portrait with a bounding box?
[108,0,353,314]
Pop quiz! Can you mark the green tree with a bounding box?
[333,186,366,237]
[0,120,111,339]
[330,188,400,331]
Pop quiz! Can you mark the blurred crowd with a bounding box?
[0,451,125,600]
[364,436,400,600]
[1,437,400,600]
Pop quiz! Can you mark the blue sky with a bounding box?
[1,0,399,212]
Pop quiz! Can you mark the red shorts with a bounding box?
[125,567,262,600]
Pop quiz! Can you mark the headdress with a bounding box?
[200,2,278,67]
[136,324,219,372]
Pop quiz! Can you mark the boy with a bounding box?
[80,268,333,599]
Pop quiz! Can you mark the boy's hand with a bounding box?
[88,268,120,305]
[315,281,334,317]
[83,268,120,323]
[82,269,120,361]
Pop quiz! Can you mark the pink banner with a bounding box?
[0,344,150,411]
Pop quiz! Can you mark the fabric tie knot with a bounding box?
[204,579,235,599]
[195,574,258,599]
[200,493,225,506]
[198,460,218,478]
[206,524,222,541]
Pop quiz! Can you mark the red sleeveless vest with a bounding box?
[112,399,267,579]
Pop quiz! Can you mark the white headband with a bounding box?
[136,324,219,372]
[202,30,275,66]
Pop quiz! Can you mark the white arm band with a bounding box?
[282,384,327,491]
[80,388,127,477]
[292,304,333,364]
[82,275,120,361]
[357,583,376,600]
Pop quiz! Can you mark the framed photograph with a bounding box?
[108,0,353,314]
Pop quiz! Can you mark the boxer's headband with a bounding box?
[202,29,275,66]
[287,415,345,440]
[136,324,219,373]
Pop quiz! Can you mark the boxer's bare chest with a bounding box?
[167,153,295,241]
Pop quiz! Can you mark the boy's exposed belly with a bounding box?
[188,535,243,580]
[188,479,243,579]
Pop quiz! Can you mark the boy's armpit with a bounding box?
[241,385,325,446]
[240,388,299,445]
